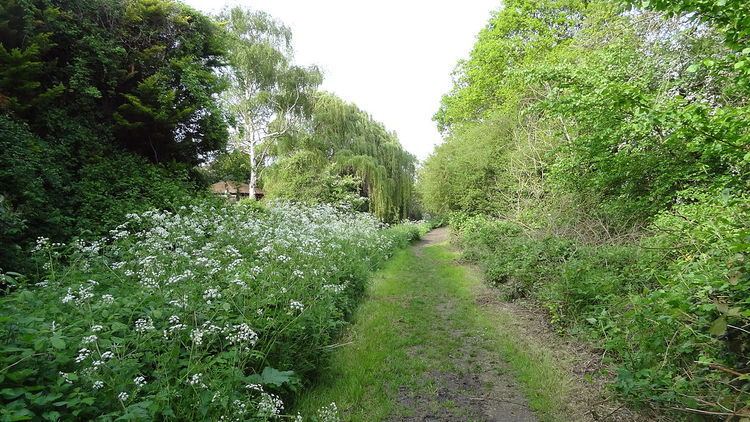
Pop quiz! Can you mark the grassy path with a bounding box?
[295,228,579,421]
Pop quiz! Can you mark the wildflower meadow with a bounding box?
[0,202,427,421]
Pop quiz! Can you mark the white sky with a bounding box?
[184,0,499,160]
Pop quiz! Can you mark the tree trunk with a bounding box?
[248,141,257,200]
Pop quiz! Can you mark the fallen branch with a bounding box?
[669,407,750,417]
[705,362,747,378]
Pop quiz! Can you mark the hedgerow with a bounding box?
[0,202,426,420]
[452,190,749,413]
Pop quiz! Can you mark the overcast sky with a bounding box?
[183,0,499,160]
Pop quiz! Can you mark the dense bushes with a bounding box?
[0,202,427,420]
[0,115,209,274]
[420,0,750,414]
[453,194,749,413]
[0,0,229,273]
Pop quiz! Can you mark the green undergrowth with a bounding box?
[0,202,428,420]
[451,205,750,416]
[295,238,575,421]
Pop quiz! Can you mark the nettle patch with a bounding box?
[0,202,423,420]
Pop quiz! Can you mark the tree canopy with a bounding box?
[266,93,417,222]
[0,0,230,272]
[219,6,322,192]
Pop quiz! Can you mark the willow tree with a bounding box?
[267,93,417,222]
[220,6,321,194]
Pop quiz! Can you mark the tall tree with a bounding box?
[267,93,417,222]
[220,6,321,194]
[0,0,229,271]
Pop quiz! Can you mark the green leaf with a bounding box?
[709,317,727,336]
[247,367,297,388]
[686,64,700,73]
[42,411,61,421]
[0,388,25,399]
[50,337,66,350]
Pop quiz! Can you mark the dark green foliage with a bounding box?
[202,150,253,184]
[0,116,72,270]
[1,0,228,164]
[72,156,202,236]
[0,0,229,272]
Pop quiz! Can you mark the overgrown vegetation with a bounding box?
[1,1,417,274]
[0,202,426,420]
[266,93,418,222]
[0,0,229,273]
[420,0,749,416]
[1,1,422,420]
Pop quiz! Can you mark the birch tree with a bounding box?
[221,6,321,195]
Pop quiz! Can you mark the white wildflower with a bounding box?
[190,328,205,346]
[32,237,49,252]
[245,383,263,392]
[224,323,258,347]
[81,335,98,344]
[61,288,76,304]
[257,392,284,417]
[133,376,147,388]
[187,373,207,388]
[134,317,154,333]
[75,348,91,363]
[317,402,340,422]
[202,288,221,304]
[59,371,73,384]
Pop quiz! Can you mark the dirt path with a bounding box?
[296,229,654,421]
[397,227,538,421]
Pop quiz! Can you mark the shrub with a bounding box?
[0,202,421,420]
[453,190,750,413]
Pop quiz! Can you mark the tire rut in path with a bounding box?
[390,227,538,422]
